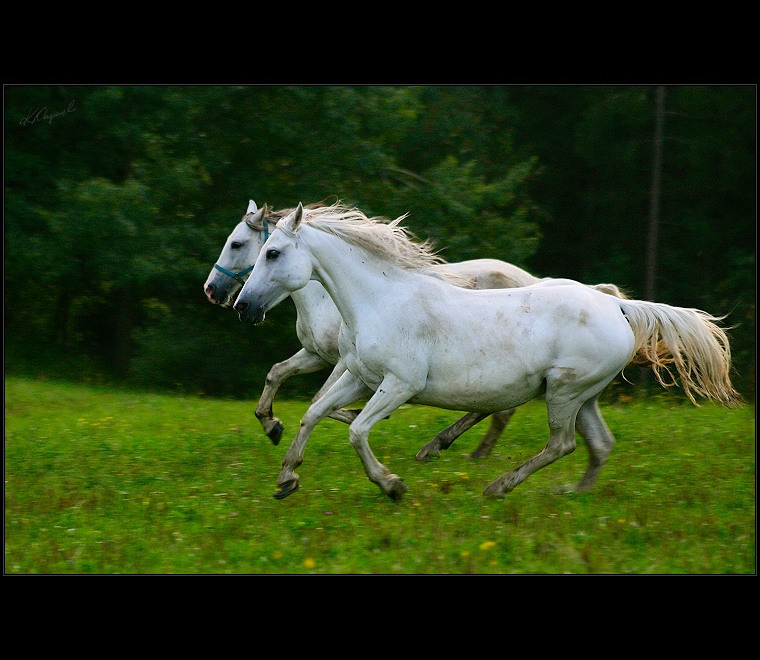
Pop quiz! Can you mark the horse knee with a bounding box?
[301,405,330,429]
[265,368,282,389]
[348,424,366,448]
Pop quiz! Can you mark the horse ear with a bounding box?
[247,199,258,214]
[291,203,304,231]
[279,203,304,237]
[245,203,268,231]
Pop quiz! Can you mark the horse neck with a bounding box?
[304,227,412,331]
[289,280,335,325]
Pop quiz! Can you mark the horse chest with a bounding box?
[338,323,421,390]
[293,288,343,363]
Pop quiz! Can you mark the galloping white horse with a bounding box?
[204,201,540,455]
[234,203,739,500]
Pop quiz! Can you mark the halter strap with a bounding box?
[214,264,253,286]
[213,220,268,285]
[245,215,270,241]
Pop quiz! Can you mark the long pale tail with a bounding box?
[618,299,740,407]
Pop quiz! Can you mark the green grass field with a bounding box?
[5,376,755,574]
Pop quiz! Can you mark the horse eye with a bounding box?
[266,249,280,261]
[231,241,244,250]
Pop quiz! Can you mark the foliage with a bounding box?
[4,85,754,396]
[5,378,755,574]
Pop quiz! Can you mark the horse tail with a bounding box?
[618,299,740,407]
[588,283,668,367]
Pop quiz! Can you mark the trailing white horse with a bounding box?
[234,203,739,500]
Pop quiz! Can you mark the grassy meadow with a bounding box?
[4,376,755,574]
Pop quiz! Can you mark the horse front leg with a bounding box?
[349,375,419,500]
[310,360,362,425]
[275,370,371,500]
[255,349,331,445]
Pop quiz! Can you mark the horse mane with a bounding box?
[267,201,327,223]
[242,202,326,229]
[297,201,446,272]
[246,200,460,281]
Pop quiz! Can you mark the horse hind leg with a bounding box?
[415,408,515,461]
[483,400,579,497]
[416,412,489,460]
[470,408,515,458]
[573,397,615,492]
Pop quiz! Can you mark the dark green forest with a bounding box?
[4,85,755,399]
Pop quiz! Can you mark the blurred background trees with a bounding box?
[5,85,754,398]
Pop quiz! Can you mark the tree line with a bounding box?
[5,85,754,398]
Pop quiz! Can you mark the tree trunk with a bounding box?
[645,86,665,302]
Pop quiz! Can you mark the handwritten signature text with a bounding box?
[20,100,77,127]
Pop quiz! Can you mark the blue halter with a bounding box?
[213,220,268,286]
[213,263,253,285]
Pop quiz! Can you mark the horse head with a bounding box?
[234,203,312,324]
[204,200,269,306]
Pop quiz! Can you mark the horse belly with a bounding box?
[411,371,543,413]
[412,333,547,412]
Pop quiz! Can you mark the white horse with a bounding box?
[234,203,739,500]
[205,200,540,455]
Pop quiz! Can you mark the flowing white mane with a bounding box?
[299,202,446,273]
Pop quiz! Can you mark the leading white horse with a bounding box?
[234,203,739,500]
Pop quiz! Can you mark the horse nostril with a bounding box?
[205,284,216,302]
[236,301,249,312]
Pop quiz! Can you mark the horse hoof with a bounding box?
[415,443,440,461]
[386,476,407,501]
[483,477,512,498]
[273,480,300,500]
[483,485,506,498]
[267,421,284,446]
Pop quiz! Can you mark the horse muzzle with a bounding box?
[205,284,221,304]
[205,278,242,307]
[234,299,266,324]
